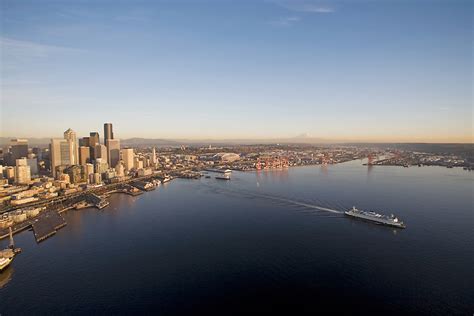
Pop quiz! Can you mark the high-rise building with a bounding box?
[104,123,113,145]
[15,158,31,184]
[63,128,79,165]
[50,139,71,178]
[79,137,90,147]
[5,139,28,166]
[121,148,135,171]
[79,146,91,165]
[26,158,38,177]
[151,147,157,164]
[85,163,94,183]
[89,132,100,160]
[107,139,120,168]
[134,156,143,170]
[95,144,108,161]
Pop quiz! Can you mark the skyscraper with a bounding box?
[79,137,90,147]
[107,139,120,168]
[50,139,71,178]
[89,132,100,160]
[151,147,157,164]
[84,163,94,183]
[89,132,100,147]
[95,144,108,161]
[15,158,31,184]
[26,157,38,176]
[121,148,135,171]
[104,123,113,146]
[63,128,79,165]
[79,146,91,165]
[5,139,28,166]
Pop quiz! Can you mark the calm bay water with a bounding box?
[1,160,473,315]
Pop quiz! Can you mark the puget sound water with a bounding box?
[1,160,473,315]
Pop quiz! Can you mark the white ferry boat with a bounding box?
[345,206,406,228]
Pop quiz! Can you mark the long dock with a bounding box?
[32,211,67,243]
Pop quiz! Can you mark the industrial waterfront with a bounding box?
[0,161,472,315]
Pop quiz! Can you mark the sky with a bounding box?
[1,0,472,142]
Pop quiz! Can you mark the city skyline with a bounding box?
[1,0,472,143]
[1,2,473,314]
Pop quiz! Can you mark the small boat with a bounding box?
[0,253,13,272]
[0,228,21,272]
[215,174,231,180]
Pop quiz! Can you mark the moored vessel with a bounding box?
[215,174,231,180]
[0,227,21,272]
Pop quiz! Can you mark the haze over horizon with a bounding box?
[1,0,472,143]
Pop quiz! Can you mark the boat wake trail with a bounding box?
[249,193,343,214]
[201,183,344,214]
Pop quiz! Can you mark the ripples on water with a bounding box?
[0,162,472,315]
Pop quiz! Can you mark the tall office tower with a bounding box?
[121,148,135,171]
[50,139,72,178]
[5,139,28,166]
[107,139,120,168]
[104,123,113,145]
[79,137,90,147]
[151,147,157,164]
[85,163,94,183]
[134,157,143,170]
[26,158,38,176]
[79,146,91,165]
[89,132,100,160]
[63,128,79,165]
[95,144,108,162]
[15,158,31,184]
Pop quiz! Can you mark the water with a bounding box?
[1,161,473,315]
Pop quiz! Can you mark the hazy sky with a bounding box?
[1,0,472,142]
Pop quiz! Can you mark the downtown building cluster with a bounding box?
[48,123,158,185]
[50,123,122,183]
[0,123,159,208]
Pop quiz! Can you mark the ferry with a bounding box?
[345,206,406,228]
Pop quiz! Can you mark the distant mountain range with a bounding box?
[0,135,333,147]
[1,137,472,154]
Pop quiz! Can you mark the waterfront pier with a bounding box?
[32,211,67,243]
